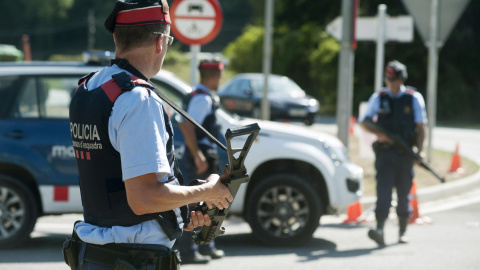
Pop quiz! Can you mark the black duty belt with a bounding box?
[82,241,180,269]
[372,141,409,155]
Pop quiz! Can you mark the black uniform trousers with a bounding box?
[373,145,414,220]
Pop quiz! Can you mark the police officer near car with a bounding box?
[175,59,225,264]
[64,1,233,269]
[359,60,428,246]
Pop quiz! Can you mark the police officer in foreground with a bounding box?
[359,60,427,246]
[176,60,224,264]
[65,1,232,269]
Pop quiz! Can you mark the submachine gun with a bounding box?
[149,81,260,245]
[362,118,446,183]
[192,123,260,245]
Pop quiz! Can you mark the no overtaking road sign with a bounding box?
[170,0,223,45]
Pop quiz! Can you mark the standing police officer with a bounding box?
[359,60,427,246]
[66,1,232,269]
[176,59,224,264]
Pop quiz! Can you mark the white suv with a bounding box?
[214,110,363,245]
[0,60,362,247]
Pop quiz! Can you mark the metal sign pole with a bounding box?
[374,4,386,92]
[261,0,273,121]
[190,44,200,86]
[336,0,355,148]
[426,0,439,162]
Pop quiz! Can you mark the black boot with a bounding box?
[368,219,386,246]
[399,218,409,244]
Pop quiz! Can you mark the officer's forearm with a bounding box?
[359,122,391,143]
[359,122,379,136]
[178,120,201,158]
[416,123,426,152]
[125,172,218,215]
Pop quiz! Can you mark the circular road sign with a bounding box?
[170,0,223,45]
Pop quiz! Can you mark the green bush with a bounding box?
[49,54,83,62]
[223,25,264,73]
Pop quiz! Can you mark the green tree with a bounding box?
[227,0,480,122]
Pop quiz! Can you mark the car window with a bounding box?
[224,79,251,95]
[5,75,78,120]
[38,76,78,119]
[0,76,21,118]
[14,77,40,118]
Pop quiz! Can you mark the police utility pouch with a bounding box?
[63,220,83,270]
[62,235,80,270]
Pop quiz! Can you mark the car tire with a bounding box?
[246,173,322,246]
[304,115,316,126]
[0,175,38,248]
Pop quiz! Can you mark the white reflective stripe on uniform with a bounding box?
[39,185,83,214]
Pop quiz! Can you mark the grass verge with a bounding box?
[349,135,479,197]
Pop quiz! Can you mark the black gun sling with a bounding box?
[148,79,227,151]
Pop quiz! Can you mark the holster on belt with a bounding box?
[62,221,82,270]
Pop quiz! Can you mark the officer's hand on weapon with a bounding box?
[203,173,233,210]
[194,150,209,175]
[415,151,426,165]
[183,209,212,231]
[376,132,394,144]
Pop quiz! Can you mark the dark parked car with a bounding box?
[217,73,320,125]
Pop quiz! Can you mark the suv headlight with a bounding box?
[321,142,349,165]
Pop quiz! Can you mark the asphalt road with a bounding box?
[0,189,479,270]
[0,123,478,270]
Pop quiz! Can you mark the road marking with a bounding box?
[421,189,480,214]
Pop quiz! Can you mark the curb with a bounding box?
[360,168,480,210]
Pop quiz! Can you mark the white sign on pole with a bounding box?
[402,0,470,47]
[327,16,414,42]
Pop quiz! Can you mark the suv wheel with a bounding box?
[0,175,38,248]
[246,173,322,246]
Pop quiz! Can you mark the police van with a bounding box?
[0,55,362,248]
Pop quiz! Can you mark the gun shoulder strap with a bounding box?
[148,80,227,151]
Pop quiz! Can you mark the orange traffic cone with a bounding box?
[349,116,356,135]
[343,201,363,224]
[449,143,462,173]
[408,180,419,223]
[408,180,431,225]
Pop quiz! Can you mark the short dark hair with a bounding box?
[199,59,223,79]
[114,24,169,52]
[200,68,221,80]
